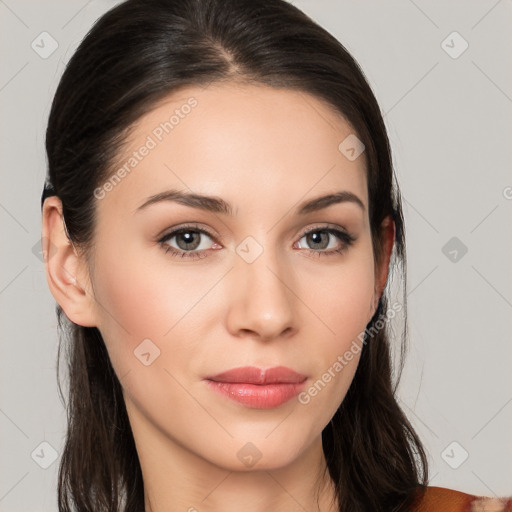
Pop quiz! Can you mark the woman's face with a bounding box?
[78,82,388,471]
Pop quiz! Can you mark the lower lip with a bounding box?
[205,380,306,409]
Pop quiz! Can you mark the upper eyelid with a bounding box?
[298,223,352,238]
[158,223,216,242]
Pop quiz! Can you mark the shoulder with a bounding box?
[410,485,512,512]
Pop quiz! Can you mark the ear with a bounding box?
[41,196,98,327]
[373,215,395,310]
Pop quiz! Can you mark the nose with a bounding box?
[225,248,297,342]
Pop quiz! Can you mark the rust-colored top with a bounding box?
[411,486,512,511]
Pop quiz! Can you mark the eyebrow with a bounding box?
[134,189,365,215]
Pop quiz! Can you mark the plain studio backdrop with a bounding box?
[0,1,511,510]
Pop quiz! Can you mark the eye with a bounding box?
[158,224,219,260]
[157,223,356,260]
[294,226,356,257]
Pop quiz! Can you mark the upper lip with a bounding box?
[206,366,307,384]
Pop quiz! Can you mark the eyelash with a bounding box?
[157,223,356,260]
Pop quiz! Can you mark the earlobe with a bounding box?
[41,196,98,327]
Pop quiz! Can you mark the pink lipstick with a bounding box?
[204,366,307,409]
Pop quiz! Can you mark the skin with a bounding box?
[42,82,394,512]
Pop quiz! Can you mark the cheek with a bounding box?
[304,244,376,340]
[90,240,222,379]
[89,248,208,420]
[93,238,194,328]
[297,244,375,408]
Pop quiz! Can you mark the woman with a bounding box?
[40,0,511,510]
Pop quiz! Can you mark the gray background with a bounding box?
[1,0,511,510]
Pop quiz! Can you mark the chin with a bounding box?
[198,433,313,473]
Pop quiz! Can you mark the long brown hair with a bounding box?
[41,0,429,510]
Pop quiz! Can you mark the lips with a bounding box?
[206,366,307,384]
[204,366,307,409]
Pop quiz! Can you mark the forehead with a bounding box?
[99,82,368,217]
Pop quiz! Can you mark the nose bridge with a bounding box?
[227,235,296,339]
